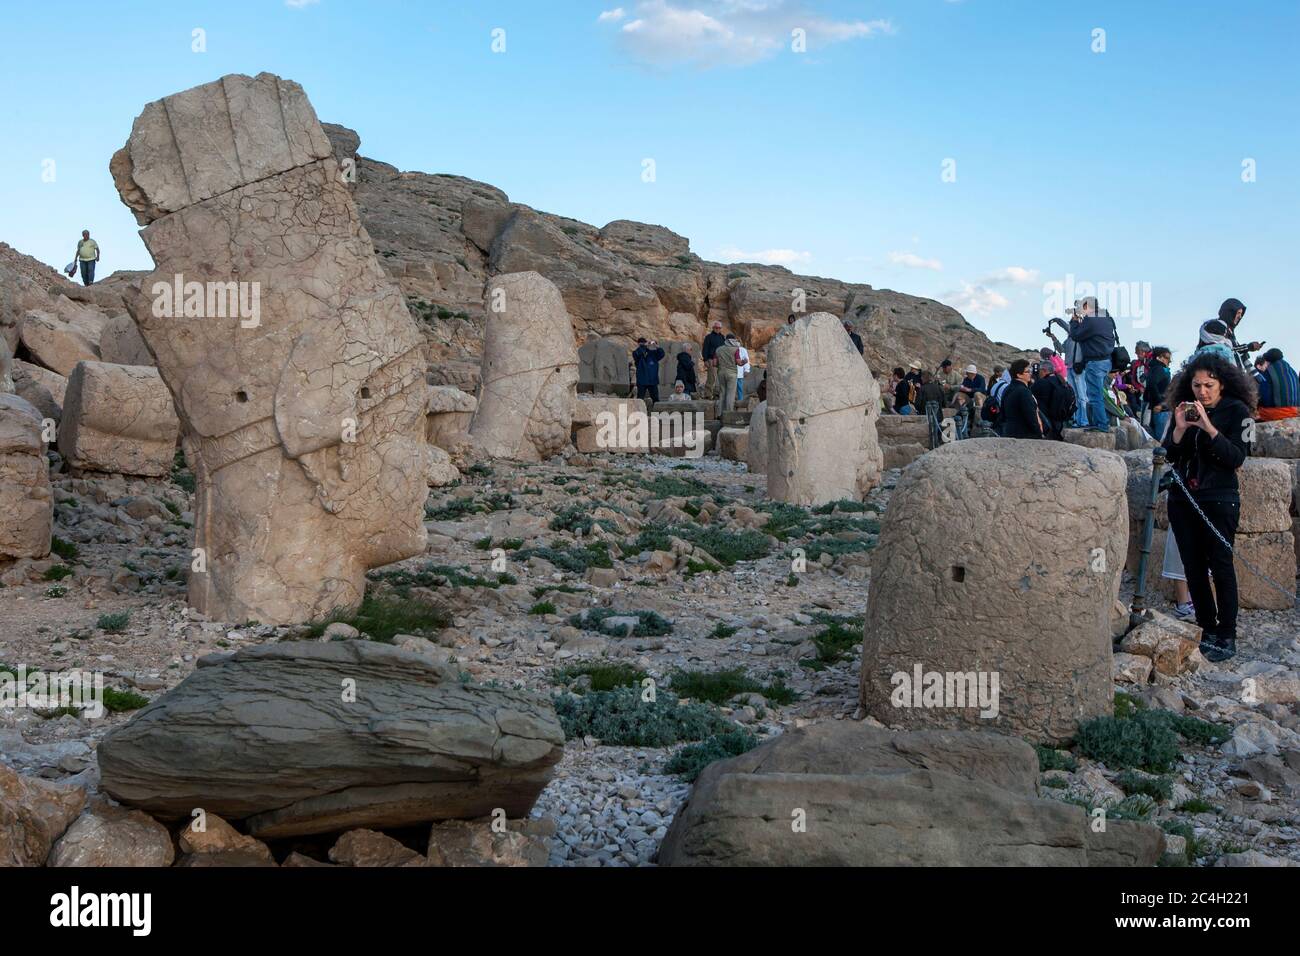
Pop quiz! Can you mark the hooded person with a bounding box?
[674,349,698,396]
[1253,347,1300,420]
[1196,297,1262,366]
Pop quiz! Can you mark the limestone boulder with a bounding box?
[98,312,154,366]
[1251,418,1300,458]
[1064,427,1117,451]
[876,414,931,446]
[746,400,767,474]
[883,442,928,471]
[860,439,1127,744]
[1231,531,1296,611]
[111,72,434,625]
[96,641,565,839]
[426,818,552,867]
[177,812,273,861]
[426,385,476,450]
[425,445,460,487]
[48,800,175,867]
[716,427,748,462]
[329,829,424,867]
[11,360,67,421]
[1118,612,1202,677]
[18,298,107,376]
[765,313,881,506]
[571,394,647,451]
[1236,458,1294,533]
[659,721,1162,866]
[0,763,86,866]
[470,272,578,461]
[0,258,55,353]
[0,394,53,560]
[57,361,180,476]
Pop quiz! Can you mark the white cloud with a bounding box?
[599,7,627,21]
[604,1,892,68]
[940,283,1009,316]
[976,265,1039,286]
[888,251,943,271]
[285,0,320,8]
[719,245,812,266]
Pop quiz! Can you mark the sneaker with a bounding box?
[1204,638,1237,663]
[1173,602,1195,620]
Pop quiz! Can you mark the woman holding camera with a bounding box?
[1162,350,1257,662]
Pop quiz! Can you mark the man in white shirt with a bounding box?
[735,344,750,403]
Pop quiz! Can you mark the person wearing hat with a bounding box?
[1253,348,1300,421]
[1124,340,1152,424]
[632,337,665,405]
[701,322,727,400]
[957,364,986,433]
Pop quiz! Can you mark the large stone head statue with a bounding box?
[111,73,433,625]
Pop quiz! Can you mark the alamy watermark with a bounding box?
[890,663,1000,719]
[152,274,261,328]
[1043,273,1152,328]
[593,408,707,458]
[1,665,104,719]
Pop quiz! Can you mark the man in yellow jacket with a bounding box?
[75,230,99,286]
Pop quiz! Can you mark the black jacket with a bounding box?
[1000,380,1044,439]
[893,378,912,410]
[1145,361,1172,410]
[702,331,726,362]
[849,331,864,355]
[1031,374,1072,437]
[674,352,697,389]
[1068,314,1117,363]
[1162,396,1250,503]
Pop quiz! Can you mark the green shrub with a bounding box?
[465,464,494,480]
[474,537,493,550]
[371,563,507,592]
[1075,712,1180,773]
[1116,770,1173,801]
[50,537,79,562]
[804,537,875,562]
[45,585,68,599]
[550,506,615,535]
[707,622,738,640]
[799,612,864,669]
[170,450,196,494]
[97,612,130,633]
[569,608,673,637]
[531,584,582,598]
[1035,745,1078,773]
[43,565,73,582]
[528,601,557,616]
[665,730,759,782]
[1175,797,1218,814]
[552,687,734,746]
[517,542,612,573]
[305,593,449,643]
[425,497,481,521]
[1168,713,1231,746]
[669,667,797,706]
[552,662,647,693]
[811,499,869,515]
[103,687,150,713]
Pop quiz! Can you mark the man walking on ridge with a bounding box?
[74,229,99,286]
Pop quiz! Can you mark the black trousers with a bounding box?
[637,384,660,405]
[1168,495,1240,639]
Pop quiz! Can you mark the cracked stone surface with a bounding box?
[765,312,883,506]
[96,640,564,838]
[0,394,52,560]
[859,439,1127,744]
[57,361,179,477]
[110,72,435,625]
[469,271,578,462]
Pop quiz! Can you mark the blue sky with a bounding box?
[1,0,1295,360]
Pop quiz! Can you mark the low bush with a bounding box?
[552,687,734,746]
[665,730,759,782]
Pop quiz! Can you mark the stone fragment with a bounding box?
[11,360,67,421]
[111,72,434,625]
[859,439,1127,744]
[328,828,424,867]
[96,641,565,839]
[716,427,748,462]
[746,400,767,473]
[1118,612,1202,676]
[48,800,175,867]
[177,812,273,861]
[18,298,107,376]
[98,312,154,366]
[765,313,881,505]
[470,272,578,461]
[426,385,476,450]
[425,817,552,867]
[1063,427,1117,451]
[57,361,180,476]
[1251,418,1300,459]
[0,394,52,560]
[577,336,630,395]
[0,763,86,867]
[1113,652,1153,684]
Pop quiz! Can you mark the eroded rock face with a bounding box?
[111,72,434,625]
[0,336,12,394]
[765,313,881,505]
[57,362,180,477]
[0,763,86,867]
[0,394,52,560]
[746,400,767,474]
[470,272,578,461]
[47,800,175,867]
[859,439,1127,744]
[659,722,1163,866]
[96,641,565,840]
[18,299,106,376]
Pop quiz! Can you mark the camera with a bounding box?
[1182,402,1200,422]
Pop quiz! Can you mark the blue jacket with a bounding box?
[1068,314,1117,362]
[632,345,665,386]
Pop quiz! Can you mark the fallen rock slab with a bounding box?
[57,361,180,476]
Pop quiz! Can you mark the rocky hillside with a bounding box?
[321,124,1034,376]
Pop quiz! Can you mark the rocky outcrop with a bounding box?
[18,298,106,376]
[57,362,180,476]
[659,721,1163,866]
[0,394,52,560]
[469,272,578,461]
[859,440,1127,744]
[47,800,175,867]
[96,641,565,839]
[110,72,435,625]
[0,763,86,866]
[765,313,882,505]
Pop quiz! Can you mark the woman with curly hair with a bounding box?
[1162,350,1258,662]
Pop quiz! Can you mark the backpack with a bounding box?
[980,392,1001,423]
[1109,317,1130,372]
[907,381,918,406]
[1049,378,1077,422]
